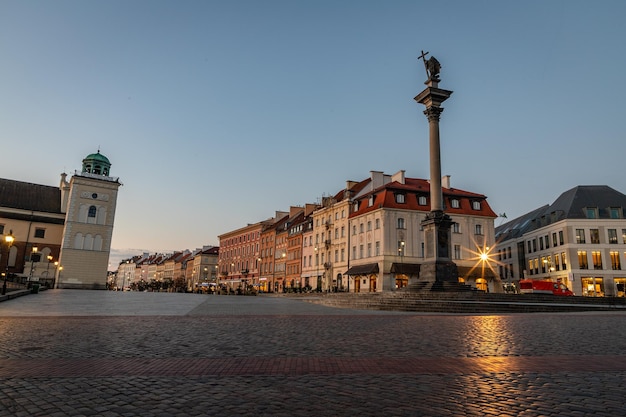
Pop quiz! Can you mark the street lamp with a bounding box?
[314,246,319,292]
[2,230,14,295]
[282,252,286,293]
[29,246,38,286]
[53,261,59,289]
[46,255,53,284]
[57,266,63,288]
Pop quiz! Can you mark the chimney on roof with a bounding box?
[442,175,451,189]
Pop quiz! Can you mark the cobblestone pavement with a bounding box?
[1,290,626,416]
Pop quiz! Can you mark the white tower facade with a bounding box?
[57,151,121,289]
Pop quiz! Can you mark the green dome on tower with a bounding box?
[82,150,112,176]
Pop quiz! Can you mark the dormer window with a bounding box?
[353,201,359,212]
[395,193,405,204]
[472,201,481,210]
[418,196,427,206]
[586,207,598,219]
[368,195,374,207]
[451,199,460,209]
[610,207,622,219]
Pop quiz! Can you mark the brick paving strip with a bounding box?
[1,355,624,378]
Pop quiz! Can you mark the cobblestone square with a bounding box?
[1,290,625,416]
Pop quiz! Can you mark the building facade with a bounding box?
[344,171,499,292]
[495,185,626,297]
[1,151,120,290]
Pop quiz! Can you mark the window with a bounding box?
[552,232,558,247]
[561,252,567,270]
[576,229,586,244]
[454,245,461,260]
[375,219,380,229]
[352,246,356,259]
[554,254,561,271]
[451,199,460,209]
[452,223,460,233]
[559,231,564,245]
[610,207,621,219]
[532,239,537,252]
[527,241,532,253]
[335,250,339,263]
[418,196,427,206]
[397,218,405,229]
[586,207,598,219]
[472,201,481,210]
[541,256,547,273]
[610,251,621,270]
[0,225,4,234]
[341,248,345,262]
[528,260,534,275]
[341,226,345,238]
[34,228,45,238]
[368,195,374,207]
[367,221,372,231]
[395,193,405,203]
[475,224,483,235]
[352,225,356,235]
[398,241,405,256]
[335,229,339,239]
[359,223,364,233]
[590,229,600,244]
[375,241,380,256]
[367,243,372,257]
[539,237,544,251]
[609,229,618,244]
[592,251,602,270]
[578,251,588,269]
[545,235,550,249]
[359,245,364,258]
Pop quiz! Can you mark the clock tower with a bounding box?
[57,151,121,289]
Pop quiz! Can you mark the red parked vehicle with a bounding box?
[519,279,574,296]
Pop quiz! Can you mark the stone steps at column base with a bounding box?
[304,292,626,314]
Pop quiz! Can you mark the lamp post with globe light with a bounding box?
[2,231,14,295]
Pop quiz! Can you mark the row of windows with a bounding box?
[357,194,483,210]
[528,231,565,253]
[527,250,626,273]
[527,253,568,275]
[584,207,623,219]
[73,233,103,251]
[577,250,624,270]
[575,228,626,244]
[0,224,46,239]
[78,204,107,225]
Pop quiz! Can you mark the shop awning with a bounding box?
[457,266,498,280]
[390,263,421,275]
[345,263,379,276]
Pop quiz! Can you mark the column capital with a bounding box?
[424,106,444,122]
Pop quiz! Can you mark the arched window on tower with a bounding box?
[87,205,97,224]
[94,235,103,251]
[84,234,94,250]
[74,233,84,249]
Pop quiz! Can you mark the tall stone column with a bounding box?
[413,54,458,286]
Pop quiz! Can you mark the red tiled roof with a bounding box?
[350,178,497,218]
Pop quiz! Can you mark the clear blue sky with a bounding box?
[2,1,625,268]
